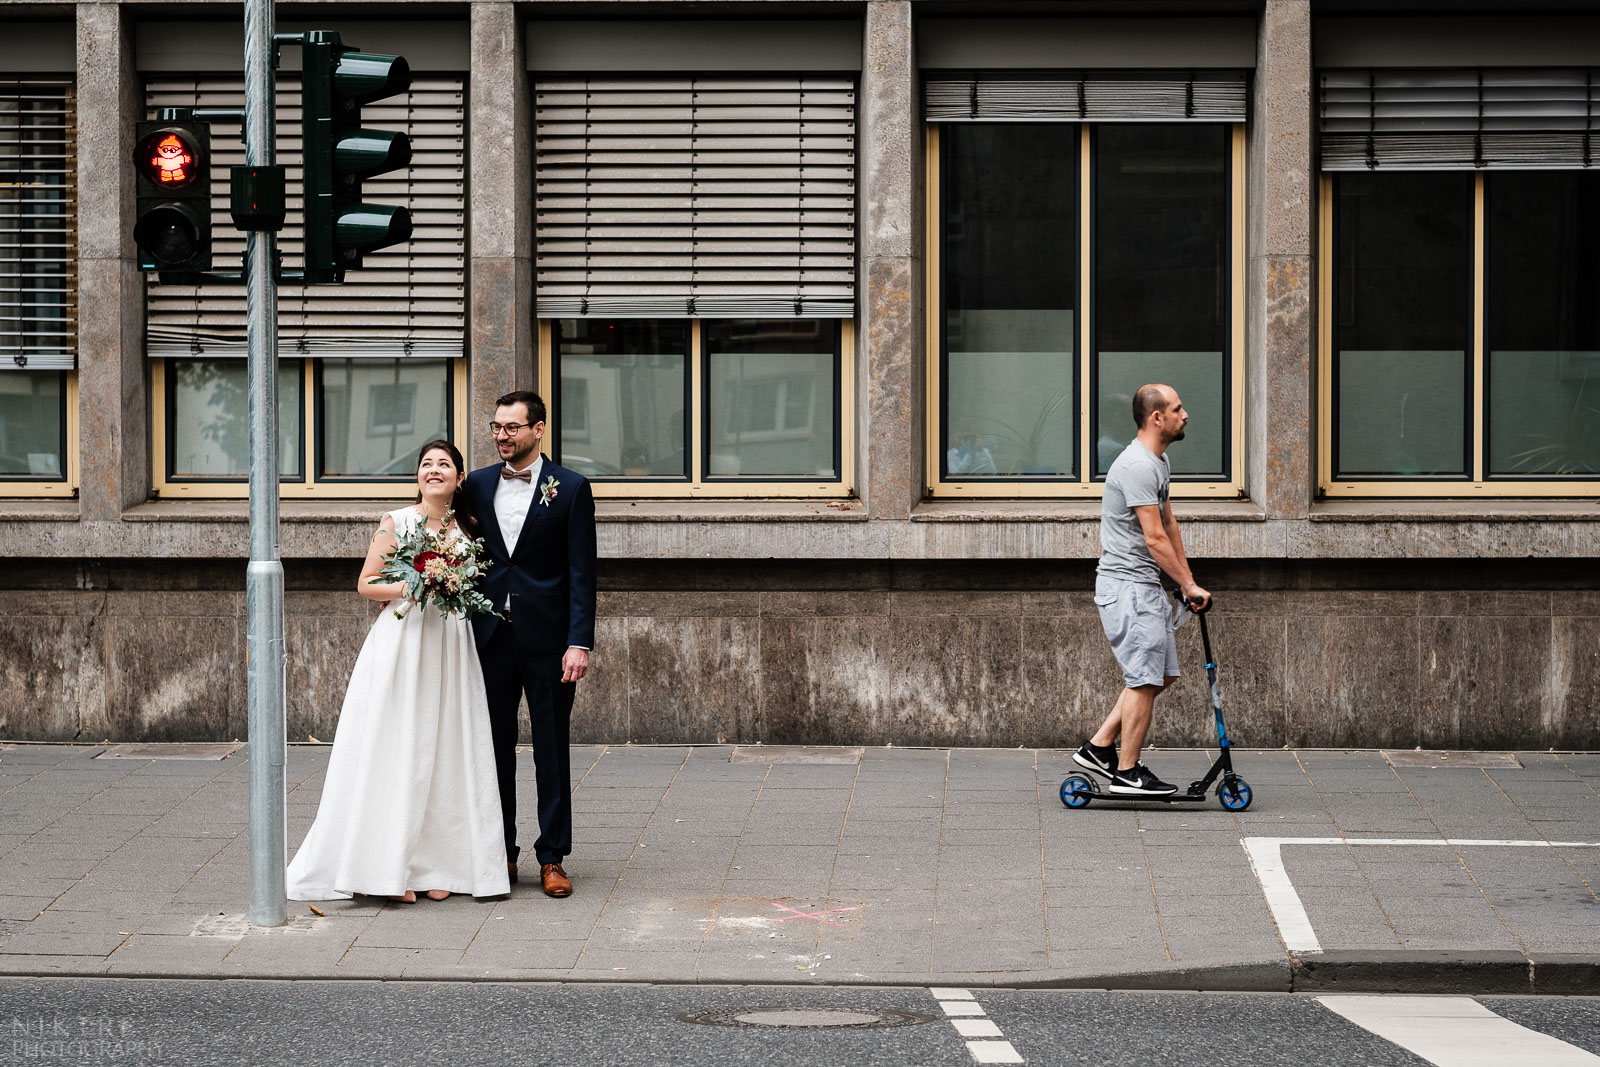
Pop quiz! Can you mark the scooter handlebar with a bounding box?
[1185,594,1213,615]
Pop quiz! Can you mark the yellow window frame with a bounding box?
[537,318,857,499]
[1318,171,1598,498]
[151,357,470,499]
[924,123,1247,500]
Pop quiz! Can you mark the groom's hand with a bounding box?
[562,647,589,684]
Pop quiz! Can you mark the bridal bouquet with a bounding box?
[370,509,501,621]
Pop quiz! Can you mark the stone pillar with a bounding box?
[858,1,921,519]
[75,4,148,518]
[1246,0,1314,518]
[468,2,533,468]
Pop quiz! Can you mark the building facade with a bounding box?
[1,1,1597,748]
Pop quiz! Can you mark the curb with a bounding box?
[2,954,1595,995]
[1288,951,1600,996]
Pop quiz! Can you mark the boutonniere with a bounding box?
[538,474,560,507]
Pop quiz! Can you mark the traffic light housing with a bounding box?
[132,112,212,272]
[300,32,414,282]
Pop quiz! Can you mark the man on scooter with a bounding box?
[1073,383,1211,796]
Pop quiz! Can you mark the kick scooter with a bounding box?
[1059,595,1252,811]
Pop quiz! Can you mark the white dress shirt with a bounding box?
[493,454,541,558]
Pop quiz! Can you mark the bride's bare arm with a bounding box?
[358,515,406,602]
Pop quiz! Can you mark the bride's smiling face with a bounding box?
[416,448,463,502]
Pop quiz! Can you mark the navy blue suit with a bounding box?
[467,458,597,868]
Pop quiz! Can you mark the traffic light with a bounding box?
[132,111,212,272]
[300,32,414,283]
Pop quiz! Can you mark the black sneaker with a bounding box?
[1107,762,1179,796]
[1072,742,1118,781]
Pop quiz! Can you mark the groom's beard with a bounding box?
[502,439,540,468]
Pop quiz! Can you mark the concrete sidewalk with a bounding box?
[0,742,1596,993]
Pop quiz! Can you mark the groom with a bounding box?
[467,390,597,898]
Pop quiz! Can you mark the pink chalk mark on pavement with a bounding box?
[769,902,860,926]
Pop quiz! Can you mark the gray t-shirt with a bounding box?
[1097,439,1170,585]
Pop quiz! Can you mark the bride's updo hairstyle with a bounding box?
[414,439,482,537]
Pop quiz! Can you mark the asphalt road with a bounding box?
[4,980,1599,1067]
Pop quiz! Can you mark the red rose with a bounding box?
[413,551,441,573]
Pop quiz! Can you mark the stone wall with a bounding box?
[5,559,1596,749]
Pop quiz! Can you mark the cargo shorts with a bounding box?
[1094,576,1182,689]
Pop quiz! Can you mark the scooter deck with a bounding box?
[1070,777,1214,803]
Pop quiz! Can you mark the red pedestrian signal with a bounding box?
[132,114,212,272]
[135,129,202,189]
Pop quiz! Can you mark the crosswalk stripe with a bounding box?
[934,988,1026,1064]
[1317,995,1600,1066]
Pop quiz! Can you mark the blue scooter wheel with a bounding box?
[1218,779,1252,811]
[1060,775,1093,809]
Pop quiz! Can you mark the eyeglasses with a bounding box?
[488,422,533,437]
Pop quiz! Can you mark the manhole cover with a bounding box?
[679,1007,934,1029]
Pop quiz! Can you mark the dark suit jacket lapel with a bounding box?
[473,467,512,563]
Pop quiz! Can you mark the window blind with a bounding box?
[923,71,1249,123]
[1320,68,1600,170]
[0,79,75,371]
[534,76,856,319]
[143,74,466,359]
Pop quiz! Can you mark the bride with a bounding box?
[286,440,511,903]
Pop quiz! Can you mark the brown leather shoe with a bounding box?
[540,863,573,898]
[507,861,519,885]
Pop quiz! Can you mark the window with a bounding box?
[1317,67,1600,495]
[144,72,466,497]
[1320,170,1600,492]
[165,359,304,480]
[1487,173,1600,479]
[323,359,451,478]
[0,370,69,482]
[705,320,837,477]
[941,124,1078,481]
[925,83,1245,498]
[534,74,858,496]
[154,358,461,491]
[0,78,76,496]
[545,318,852,495]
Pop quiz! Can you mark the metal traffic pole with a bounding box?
[243,0,287,927]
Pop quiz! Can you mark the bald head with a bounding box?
[1132,384,1174,430]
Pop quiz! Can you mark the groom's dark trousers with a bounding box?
[468,459,597,869]
[479,633,575,866]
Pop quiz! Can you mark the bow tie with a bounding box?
[500,466,533,483]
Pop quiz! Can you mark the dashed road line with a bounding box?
[1318,995,1600,1066]
[931,988,1023,1064]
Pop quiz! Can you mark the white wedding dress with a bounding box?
[286,506,511,900]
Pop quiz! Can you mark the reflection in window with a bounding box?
[705,320,837,477]
[1333,172,1473,478]
[1094,125,1229,477]
[942,124,1078,478]
[0,369,64,477]
[1487,172,1600,478]
[169,360,302,479]
[560,377,591,440]
[319,359,449,478]
[554,319,688,478]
